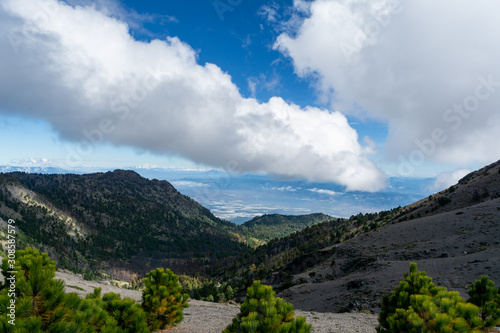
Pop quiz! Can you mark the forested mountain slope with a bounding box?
[0,170,331,280]
[0,170,250,278]
[235,213,331,246]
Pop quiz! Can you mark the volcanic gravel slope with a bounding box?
[278,197,500,313]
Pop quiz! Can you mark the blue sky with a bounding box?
[1,0,499,193]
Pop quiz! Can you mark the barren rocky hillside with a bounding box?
[276,197,500,313]
[398,159,500,220]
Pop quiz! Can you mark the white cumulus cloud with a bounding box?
[0,0,386,192]
[274,0,500,173]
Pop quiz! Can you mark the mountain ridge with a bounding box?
[236,213,331,246]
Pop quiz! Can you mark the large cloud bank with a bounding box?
[275,0,500,174]
[0,0,385,191]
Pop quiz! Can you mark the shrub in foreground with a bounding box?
[377,262,497,333]
[0,248,160,332]
[467,275,500,328]
[223,280,311,333]
[0,248,121,332]
[86,288,150,333]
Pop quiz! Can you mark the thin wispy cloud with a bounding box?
[264,185,297,192]
[309,188,339,196]
[429,169,471,192]
[171,181,209,188]
[258,2,280,23]
[247,73,280,99]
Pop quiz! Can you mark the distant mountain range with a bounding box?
[0,165,439,222]
[0,165,85,175]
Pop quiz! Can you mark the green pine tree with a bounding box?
[85,287,150,333]
[141,268,189,331]
[0,248,65,330]
[467,275,500,328]
[223,280,311,333]
[225,285,234,301]
[0,248,123,332]
[378,262,443,331]
[377,263,485,333]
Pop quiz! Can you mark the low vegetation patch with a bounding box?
[437,196,452,206]
[223,280,311,333]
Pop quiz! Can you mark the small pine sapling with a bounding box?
[377,262,484,333]
[141,268,189,331]
[467,275,500,328]
[223,280,311,333]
